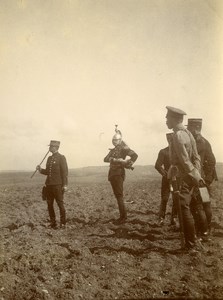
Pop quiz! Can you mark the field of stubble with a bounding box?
[0,169,223,300]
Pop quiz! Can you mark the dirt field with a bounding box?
[0,168,223,300]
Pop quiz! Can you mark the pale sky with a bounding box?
[0,0,223,170]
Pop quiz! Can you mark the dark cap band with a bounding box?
[187,118,202,130]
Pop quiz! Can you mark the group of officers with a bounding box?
[36,106,217,252]
[155,106,217,251]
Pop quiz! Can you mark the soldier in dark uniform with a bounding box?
[155,133,177,226]
[187,118,217,235]
[104,127,138,224]
[36,140,68,229]
[165,106,204,251]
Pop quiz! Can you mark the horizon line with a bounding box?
[0,162,222,173]
[0,164,154,173]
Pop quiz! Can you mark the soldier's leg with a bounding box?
[159,177,170,221]
[46,186,56,227]
[191,187,208,237]
[170,192,178,225]
[55,185,66,226]
[203,202,212,233]
[190,195,200,234]
[110,176,126,220]
[204,184,212,233]
[115,176,126,219]
[179,179,196,248]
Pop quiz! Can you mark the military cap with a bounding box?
[166,106,187,118]
[48,140,60,147]
[187,118,202,129]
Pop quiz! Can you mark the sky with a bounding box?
[0,0,223,170]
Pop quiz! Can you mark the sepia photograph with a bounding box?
[0,0,223,299]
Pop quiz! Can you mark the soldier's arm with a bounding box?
[125,147,138,163]
[120,146,138,170]
[155,150,166,176]
[203,141,216,184]
[60,155,68,187]
[104,149,114,163]
[174,131,202,184]
[38,158,49,175]
[40,169,47,175]
[173,131,195,174]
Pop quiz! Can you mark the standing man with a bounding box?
[155,133,177,226]
[104,126,138,224]
[36,140,68,229]
[187,118,217,234]
[165,106,203,251]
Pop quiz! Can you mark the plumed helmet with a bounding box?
[112,132,122,141]
[112,125,122,146]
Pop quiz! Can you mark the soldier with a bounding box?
[104,126,138,224]
[187,118,217,235]
[165,106,204,251]
[36,140,68,229]
[155,133,177,226]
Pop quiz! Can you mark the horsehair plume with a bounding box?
[115,124,122,136]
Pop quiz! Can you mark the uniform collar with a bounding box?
[195,133,203,141]
[52,151,59,156]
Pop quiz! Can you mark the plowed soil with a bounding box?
[0,170,223,300]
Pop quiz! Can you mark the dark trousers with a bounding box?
[110,175,126,219]
[177,176,197,248]
[203,202,212,230]
[159,177,177,221]
[190,188,208,235]
[204,184,212,229]
[46,185,66,225]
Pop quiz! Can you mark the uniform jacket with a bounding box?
[195,134,217,183]
[40,152,68,186]
[104,141,138,180]
[155,147,170,176]
[170,124,201,177]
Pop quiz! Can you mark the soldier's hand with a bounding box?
[205,176,212,186]
[167,165,178,180]
[119,158,127,164]
[113,158,125,164]
[36,165,41,172]
[125,159,134,169]
[205,180,211,186]
[161,170,167,177]
[62,186,68,193]
[199,179,206,187]
[189,168,202,185]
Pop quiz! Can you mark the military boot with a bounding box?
[114,197,127,224]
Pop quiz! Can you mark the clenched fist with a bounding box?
[36,165,42,172]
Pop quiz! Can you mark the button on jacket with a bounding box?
[40,152,68,186]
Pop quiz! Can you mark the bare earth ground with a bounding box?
[0,169,223,300]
